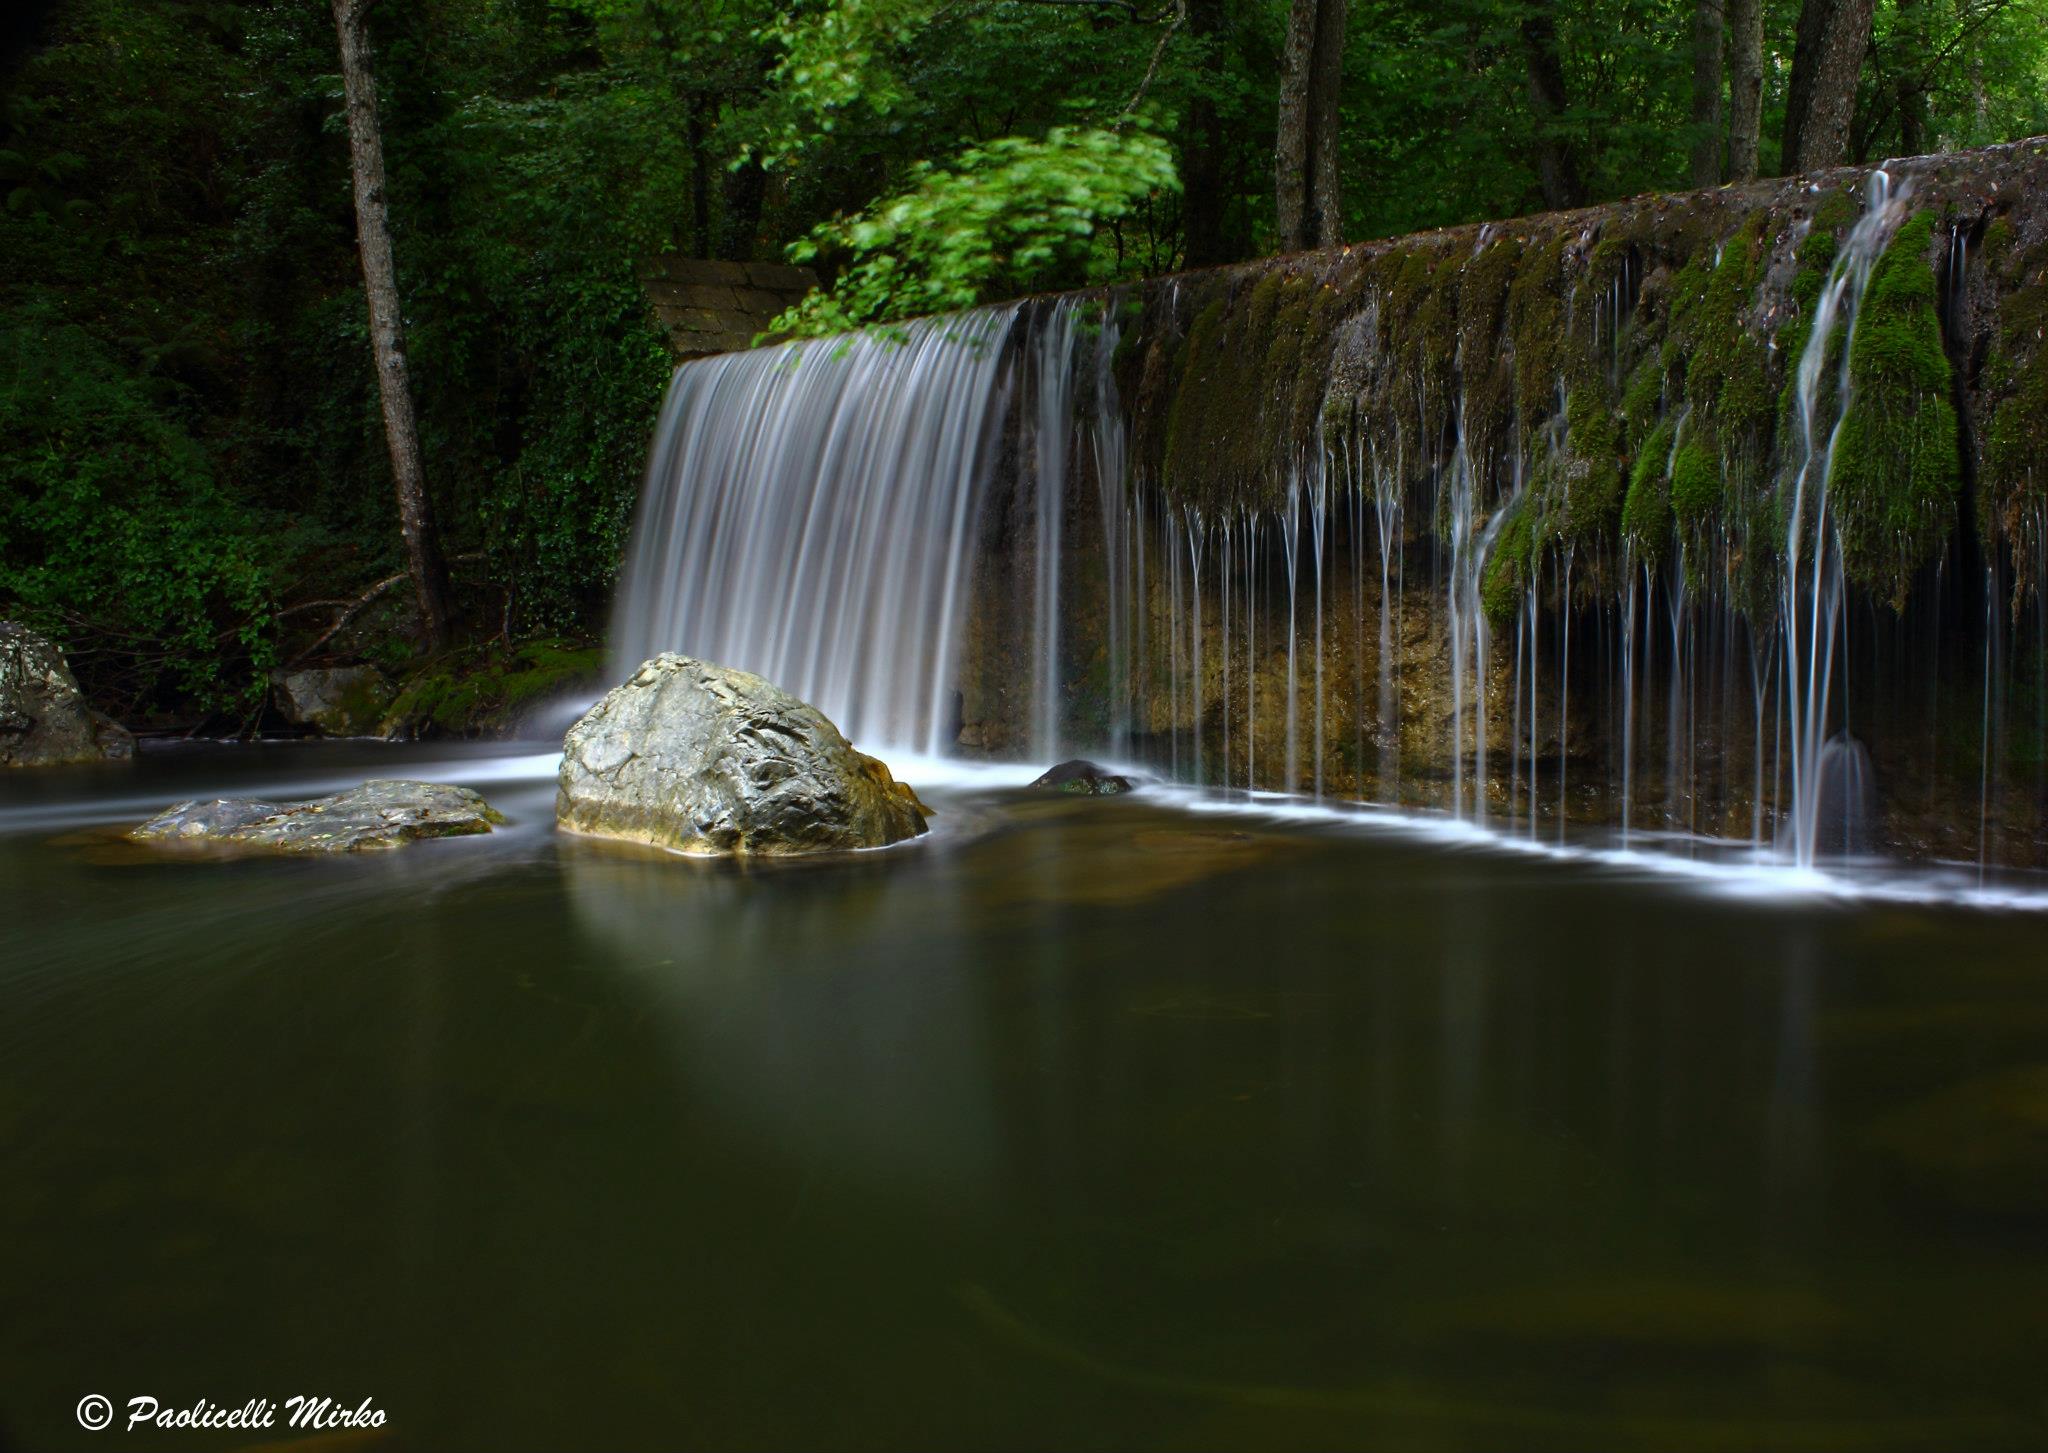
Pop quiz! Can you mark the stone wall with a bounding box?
[638,256,817,360]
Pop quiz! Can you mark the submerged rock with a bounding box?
[1029,759,1135,796]
[0,621,132,768]
[132,780,502,853]
[272,665,393,736]
[557,655,927,856]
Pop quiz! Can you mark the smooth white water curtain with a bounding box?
[612,308,1019,755]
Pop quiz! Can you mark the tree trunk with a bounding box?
[1725,0,1764,180]
[1780,0,1876,173]
[1181,0,1231,266]
[721,154,766,261]
[1689,0,1726,186]
[1276,0,1346,251]
[1276,0,1316,250]
[1521,1,1584,209]
[1309,0,1346,247]
[332,0,453,650]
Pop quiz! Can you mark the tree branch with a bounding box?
[1116,0,1186,127]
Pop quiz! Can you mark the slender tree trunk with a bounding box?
[332,0,453,650]
[1276,0,1316,249]
[1725,0,1764,179]
[1181,0,1231,266]
[1308,0,1345,247]
[1277,0,1346,251]
[1521,0,1584,209]
[1780,0,1876,173]
[1689,0,1726,186]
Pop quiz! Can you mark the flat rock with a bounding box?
[131,780,502,853]
[0,621,131,767]
[1028,759,1135,795]
[557,655,927,856]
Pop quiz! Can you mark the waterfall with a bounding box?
[602,149,2043,884]
[612,308,1018,754]
[1029,300,1087,760]
[1779,171,1908,867]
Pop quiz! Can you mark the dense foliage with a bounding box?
[2,0,2044,719]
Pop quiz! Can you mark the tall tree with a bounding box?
[1276,0,1346,250]
[1725,0,1765,179]
[1780,0,1877,172]
[1521,0,1584,208]
[1181,0,1234,266]
[1689,0,1726,185]
[332,0,454,649]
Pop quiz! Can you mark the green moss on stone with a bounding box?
[1980,220,2048,572]
[1482,494,1537,627]
[1623,419,1675,566]
[1828,211,1961,608]
[1509,235,1570,437]
[1620,352,1664,447]
[1559,386,1625,543]
[383,639,604,738]
[1669,439,1720,521]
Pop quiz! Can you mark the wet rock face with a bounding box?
[272,665,393,736]
[131,780,502,852]
[557,655,928,856]
[1029,759,1135,795]
[0,621,132,768]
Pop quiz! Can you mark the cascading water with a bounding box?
[1778,171,1909,868]
[612,309,1017,754]
[606,148,2048,887]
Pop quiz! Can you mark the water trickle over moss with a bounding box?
[1508,235,1571,441]
[1458,239,1522,471]
[1829,210,1962,609]
[1623,419,1675,567]
[1482,493,1537,627]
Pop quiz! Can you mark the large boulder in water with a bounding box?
[131,780,502,853]
[556,655,928,856]
[0,621,132,767]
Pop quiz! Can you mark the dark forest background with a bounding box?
[3,0,2043,723]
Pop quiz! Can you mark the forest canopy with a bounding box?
[2,0,2045,721]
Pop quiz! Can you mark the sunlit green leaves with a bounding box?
[773,125,1180,334]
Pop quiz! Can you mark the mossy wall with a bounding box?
[1110,139,2048,630]
[951,138,2048,863]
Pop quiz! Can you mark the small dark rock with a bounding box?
[1029,759,1135,796]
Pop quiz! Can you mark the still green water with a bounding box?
[3,742,2046,1451]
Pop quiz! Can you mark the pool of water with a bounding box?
[4,742,2047,1450]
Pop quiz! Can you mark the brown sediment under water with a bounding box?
[3,740,2047,1451]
